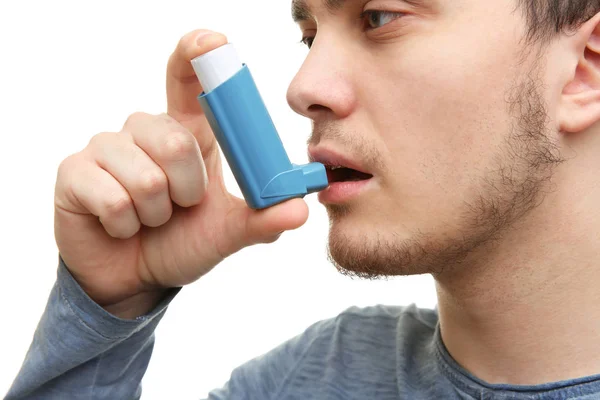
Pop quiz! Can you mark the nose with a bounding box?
[287,36,357,121]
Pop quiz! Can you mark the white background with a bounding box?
[0,1,437,398]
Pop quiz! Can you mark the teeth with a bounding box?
[328,165,344,170]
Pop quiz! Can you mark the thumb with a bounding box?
[243,198,310,245]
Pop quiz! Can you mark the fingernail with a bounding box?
[196,31,215,46]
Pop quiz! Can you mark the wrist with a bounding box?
[102,289,170,320]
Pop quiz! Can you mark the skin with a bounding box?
[53,0,600,389]
[289,0,600,386]
[55,32,310,318]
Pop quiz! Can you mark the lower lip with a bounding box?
[318,179,373,204]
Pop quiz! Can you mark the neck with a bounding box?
[435,162,600,385]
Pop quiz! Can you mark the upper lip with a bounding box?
[308,146,372,175]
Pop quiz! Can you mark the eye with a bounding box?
[361,10,404,30]
[301,36,315,49]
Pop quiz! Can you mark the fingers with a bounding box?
[57,156,141,239]
[60,107,211,239]
[167,30,227,130]
[125,112,208,207]
[88,132,173,228]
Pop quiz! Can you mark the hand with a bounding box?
[54,30,309,317]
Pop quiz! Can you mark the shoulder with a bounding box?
[328,303,439,334]
[260,304,439,360]
[337,303,438,324]
[207,304,439,400]
[295,303,439,362]
[274,304,439,394]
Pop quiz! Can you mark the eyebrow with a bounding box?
[292,0,346,22]
[292,0,430,22]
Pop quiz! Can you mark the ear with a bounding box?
[560,13,600,133]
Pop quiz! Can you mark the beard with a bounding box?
[325,68,565,280]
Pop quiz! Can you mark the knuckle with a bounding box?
[104,193,133,217]
[88,132,114,149]
[57,154,77,179]
[124,112,150,129]
[158,112,176,125]
[162,131,197,162]
[137,170,168,196]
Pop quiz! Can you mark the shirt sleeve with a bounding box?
[5,256,180,400]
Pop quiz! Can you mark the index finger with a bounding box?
[166,30,228,132]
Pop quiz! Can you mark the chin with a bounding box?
[325,205,475,279]
[325,207,423,279]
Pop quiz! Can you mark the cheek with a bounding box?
[355,20,525,226]
[369,29,520,170]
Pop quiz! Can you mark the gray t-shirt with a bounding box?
[6,258,600,399]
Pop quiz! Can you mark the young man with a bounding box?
[7,0,600,398]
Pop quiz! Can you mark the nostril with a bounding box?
[307,104,330,113]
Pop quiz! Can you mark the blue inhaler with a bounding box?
[191,44,328,210]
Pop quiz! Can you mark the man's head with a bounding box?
[286,0,600,279]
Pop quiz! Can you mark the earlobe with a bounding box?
[560,14,600,133]
[559,90,600,133]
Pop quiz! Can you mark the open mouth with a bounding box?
[310,148,375,203]
[325,165,373,183]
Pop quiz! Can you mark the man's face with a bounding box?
[287,0,563,278]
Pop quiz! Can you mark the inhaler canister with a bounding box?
[191,44,328,209]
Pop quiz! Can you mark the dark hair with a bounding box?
[520,0,600,42]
